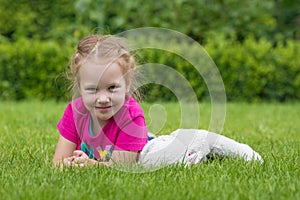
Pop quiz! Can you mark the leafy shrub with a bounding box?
[135,34,300,102]
[205,35,300,102]
[0,36,299,102]
[0,38,72,100]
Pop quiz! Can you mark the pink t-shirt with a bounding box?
[57,97,148,161]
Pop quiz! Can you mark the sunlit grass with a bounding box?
[0,100,299,200]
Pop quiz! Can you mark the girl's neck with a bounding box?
[90,114,107,136]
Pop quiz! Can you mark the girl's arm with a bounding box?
[53,138,138,167]
[109,150,138,165]
[53,135,77,166]
[68,150,139,167]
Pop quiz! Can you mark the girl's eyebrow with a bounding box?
[82,82,121,89]
[110,82,121,85]
[107,81,121,85]
[82,83,98,88]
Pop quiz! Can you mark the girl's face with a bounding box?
[78,59,129,126]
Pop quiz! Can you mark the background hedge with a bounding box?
[0,39,72,100]
[0,35,299,102]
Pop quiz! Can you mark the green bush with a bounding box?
[136,35,300,102]
[0,38,72,100]
[0,36,299,102]
[205,35,300,102]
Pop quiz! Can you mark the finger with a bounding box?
[79,163,86,168]
[73,150,84,157]
[70,159,89,167]
[63,156,77,166]
[73,156,88,164]
[63,158,72,166]
[71,162,86,168]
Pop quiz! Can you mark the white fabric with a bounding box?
[139,129,263,168]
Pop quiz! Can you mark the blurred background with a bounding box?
[0,0,299,102]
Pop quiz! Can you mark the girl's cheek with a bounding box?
[82,94,95,106]
[111,92,125,100]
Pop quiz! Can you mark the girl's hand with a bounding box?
[62,150,138,167]
[63,150,93,167]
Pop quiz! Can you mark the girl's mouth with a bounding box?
[96,106,112,110]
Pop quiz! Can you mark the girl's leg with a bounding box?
[206,132,263,162]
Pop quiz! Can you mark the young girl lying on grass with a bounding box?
[53,34,263,168]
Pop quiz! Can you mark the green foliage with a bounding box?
[205,35,300,102]
[1,1,299,43]
[73,0,299,42]
[0,39,72,100]
[136,35,300,102]
[0,0,299,101]
[0,36,299,102]
[0,0,78,42]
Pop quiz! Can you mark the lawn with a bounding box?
[0,101,299,200]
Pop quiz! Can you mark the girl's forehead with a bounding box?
[79,60,124,83]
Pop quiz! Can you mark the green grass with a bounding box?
[0,101,299,200]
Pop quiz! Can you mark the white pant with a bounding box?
[139,129,263,167]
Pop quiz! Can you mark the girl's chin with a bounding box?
[95,113,114,121]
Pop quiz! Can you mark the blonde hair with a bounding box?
[68,34,141,101]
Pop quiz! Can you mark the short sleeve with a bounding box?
[114,115,148,151]
[57,103,81,147]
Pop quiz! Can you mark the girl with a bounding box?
[53,34,263,168]
[53,35,148,167]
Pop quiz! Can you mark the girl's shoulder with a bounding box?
[123,97,144,117]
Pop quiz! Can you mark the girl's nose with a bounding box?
[96,93,110,104]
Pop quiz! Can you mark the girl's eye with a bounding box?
[86,88,97,93]
[108,85,119,91]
